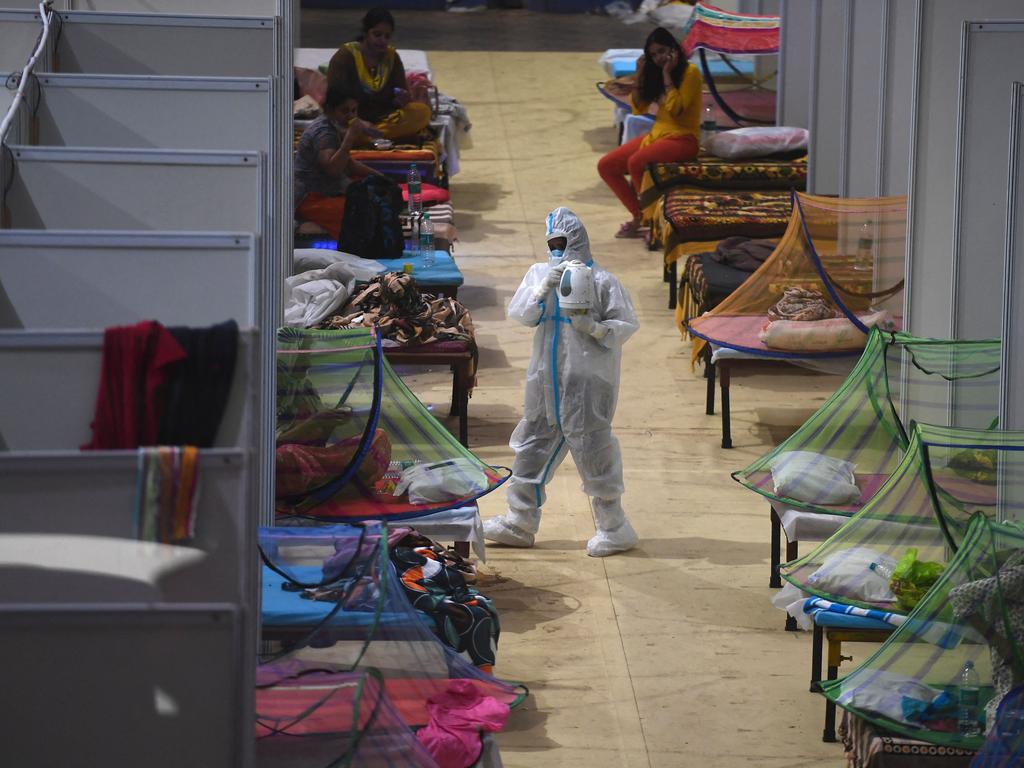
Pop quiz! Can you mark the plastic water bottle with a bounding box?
[869,561,893,580]
[700,104,717,149]
[407,164,423,216]
[419,213,434,267]
[958,660,982,738]
[407,164,422,254]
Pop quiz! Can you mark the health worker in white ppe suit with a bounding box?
[483,207,640,557]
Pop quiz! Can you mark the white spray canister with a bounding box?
[557,260,595,314]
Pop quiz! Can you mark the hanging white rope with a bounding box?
[0,1,54,145]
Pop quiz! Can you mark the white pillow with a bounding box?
[771,450,861,505]
[806,547,897,604]
[706,126,809,160]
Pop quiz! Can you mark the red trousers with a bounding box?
[597,133,699,218]
[296,192,346,240]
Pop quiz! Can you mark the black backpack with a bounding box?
[338,175,405,260]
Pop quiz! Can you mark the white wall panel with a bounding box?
[806,0,846,194]
[905,0,1023,337]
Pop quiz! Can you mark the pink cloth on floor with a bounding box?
[416,680,510,768]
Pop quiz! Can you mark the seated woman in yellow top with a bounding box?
[326,8,432,143]
[597,27,702,238]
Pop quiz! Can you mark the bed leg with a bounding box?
[769,507,782,588]
[720,362,732,449]
[705,348,715,416]
[786,539,798,565]
[449,365,459,418]
[810,624,823,692]
[822,665,839,742]
[454,541,470,559]
[668,260,677,310]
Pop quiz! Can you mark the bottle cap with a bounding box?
[403,263,414,274]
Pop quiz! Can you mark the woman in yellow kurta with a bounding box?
[597,27,702,238]
[326,8,432,142]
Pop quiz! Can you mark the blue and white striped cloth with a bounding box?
[802,597,907,628]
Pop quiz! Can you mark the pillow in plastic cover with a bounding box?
[771,450,860,505]
[805,546,898,604]
[706,126,809,160]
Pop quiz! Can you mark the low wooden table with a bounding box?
[382,339,477,447]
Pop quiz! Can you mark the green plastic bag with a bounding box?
[890,548,945,613]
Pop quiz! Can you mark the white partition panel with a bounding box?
[0,605,244,768]
[878,0,917,197]
[0,450,252,606]
[776,0,814,128]
[1003,82,1024,430]
[54,12,275,77]
[806,0,847,194]
[0,231,258,329]
[0,10,52,72]
[70,0,275,12]
[951,22,1024,340]
[905,1,1023,337]
[0,328,256,451]
[32,74,272,151]
[841,0,884,197]
[3,146,263,231]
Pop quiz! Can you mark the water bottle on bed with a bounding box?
[420,213,434,268]
[957,660,982,738]
[408,164,423,253]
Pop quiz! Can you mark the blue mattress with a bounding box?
[812,611,894,632]
[376,250,463,288]
[261,564,430,630]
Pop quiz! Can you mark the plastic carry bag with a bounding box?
[394,458,488,505]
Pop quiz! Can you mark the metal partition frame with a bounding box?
[949,22,1024,341]
[2,145,264,231]
[52,12,276,77]
[48,11,290,324]
[1002,82,1024,431]
[0,9,54,73]
[0,230,259,329]
[30,73,273,152]
[776,0,814,129]
[904,0,1024,337]
[0,327,256,452]
[806,0,846,194]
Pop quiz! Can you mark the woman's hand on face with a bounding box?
[661,49,678,77]
[635,54,646,76]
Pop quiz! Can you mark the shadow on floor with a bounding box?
[483,573,583,634]
[449,181,510,212]
[580,124,618,155]
[451,212,521,243]
[622,536,768,566]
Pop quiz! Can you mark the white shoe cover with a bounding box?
[482,516,536,548]
[586,520,638,557]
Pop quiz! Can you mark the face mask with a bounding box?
[548,249,565,266]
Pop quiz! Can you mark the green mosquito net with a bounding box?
[734,330,1002,517]
[822,514,1024,750]
[780,423,1024,613]
[275,328,509,521]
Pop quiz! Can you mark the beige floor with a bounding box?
[422,51,848,766]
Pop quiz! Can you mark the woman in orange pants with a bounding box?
[597,27,702,238]
[294,86,382,239]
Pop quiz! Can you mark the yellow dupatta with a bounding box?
[345,41,395,94]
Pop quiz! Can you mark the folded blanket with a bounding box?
[759,310,893,352]
[801,597,906,629]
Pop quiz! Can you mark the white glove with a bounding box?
[532,262,566,302]
[570,313,608,340]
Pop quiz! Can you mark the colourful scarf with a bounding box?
[345,41,395,94]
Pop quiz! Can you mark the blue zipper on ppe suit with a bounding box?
[536,255,594,508]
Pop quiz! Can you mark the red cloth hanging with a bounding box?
[82,320,186,450]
